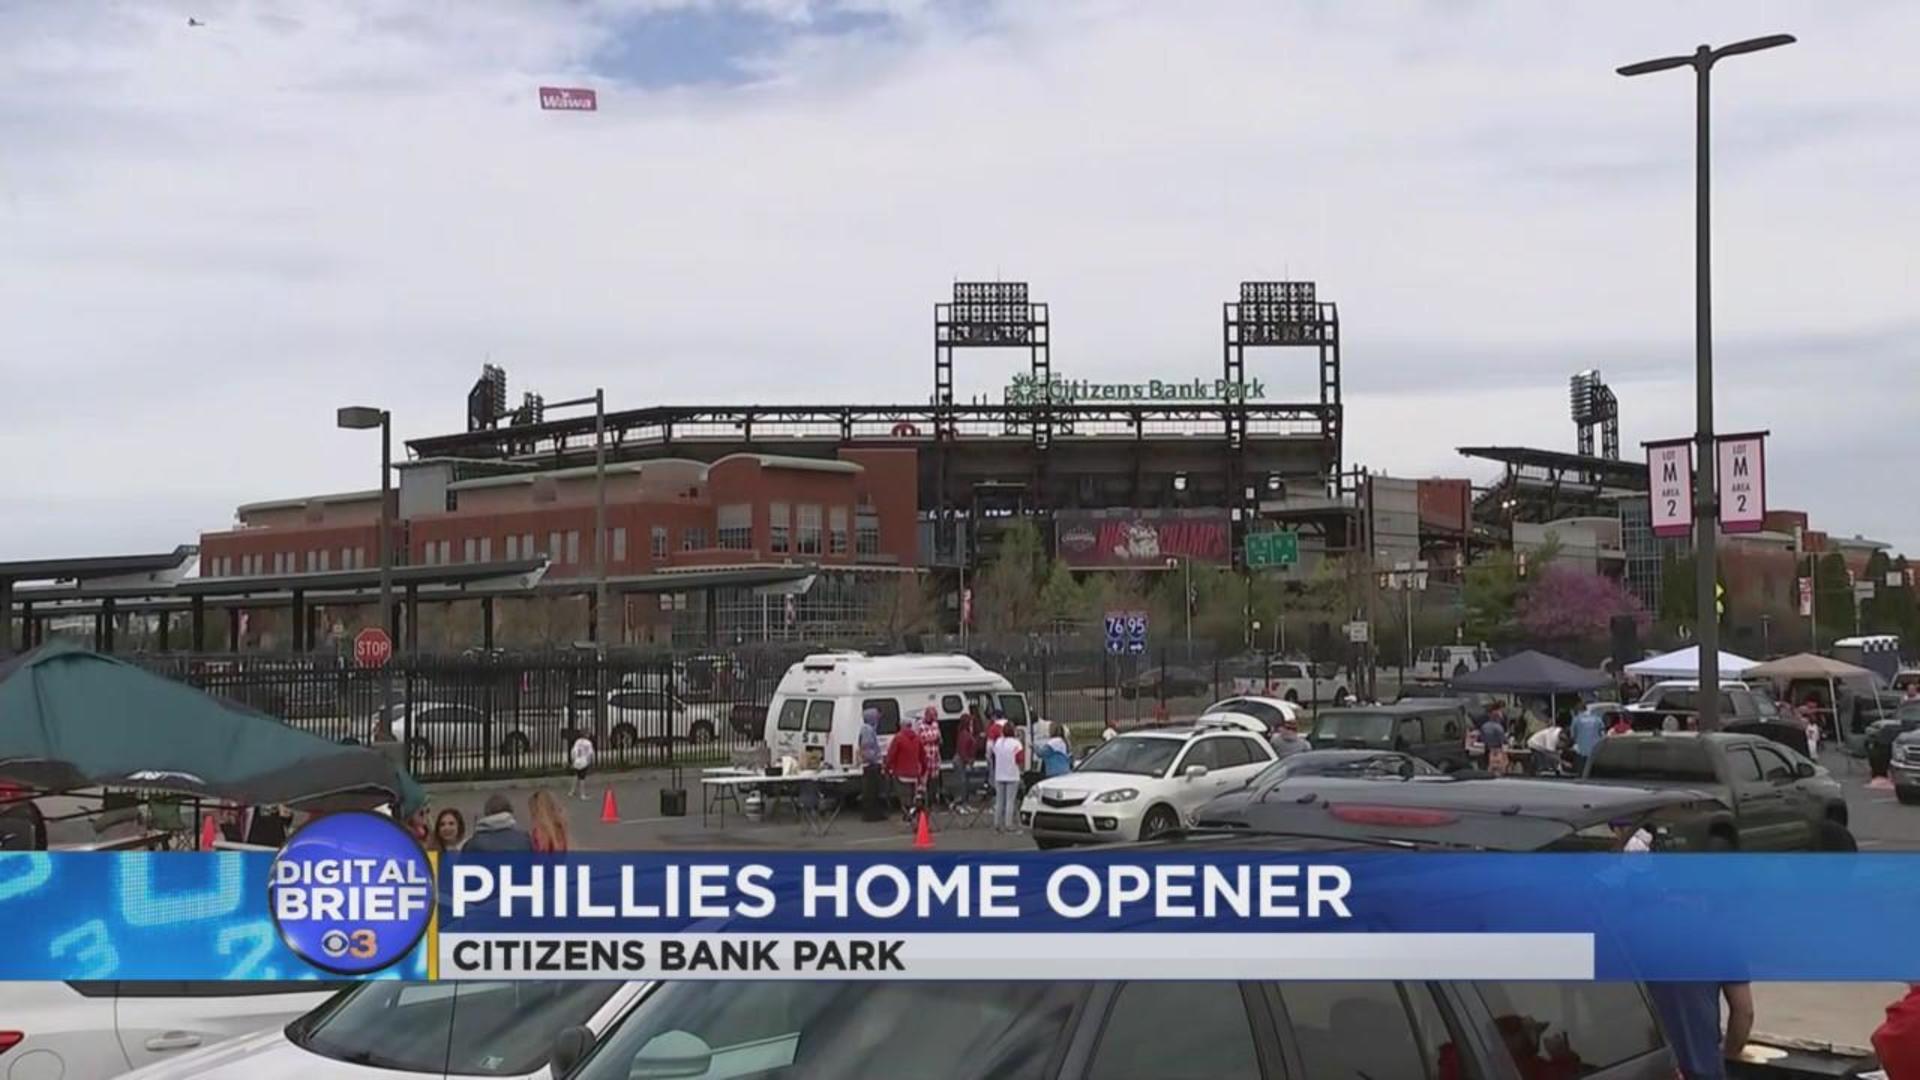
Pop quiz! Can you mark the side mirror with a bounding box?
[549,1025,594,1079]
[630,1031,716,1079]
[1796,762,1816,779]
[1184,764,1209,781]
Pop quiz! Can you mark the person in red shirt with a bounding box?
[883,720,925,823]
[1872,985,1920,1079]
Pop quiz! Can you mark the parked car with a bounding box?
[1865,699,1920,780]
[1230,659,1352,705]
[1888,712,1920,805]
[1116,665,1211,700]
[0,980,340,1080]
[1408,644,1498,682]
[561,973,1698,1080]
[601,687,729,748]
[118,980,646,1080]
[1250,748,1442,785]
[1192,772,1736,852]
[1201,695,1304,733]
[1582,732,1851,850]
[373,701,533,761]
[1020,725,1277,847]
[1623,680,1779,730]
[1892,669,1920,697]
[1307,701,1473,772]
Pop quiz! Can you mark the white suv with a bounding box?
[0,980,339,1079]
[1021,721,1277,847]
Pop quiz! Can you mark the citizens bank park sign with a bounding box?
[1005,373,1266,404]
[1055,511,1230,569]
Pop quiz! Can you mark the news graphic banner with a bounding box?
[5,844,1920,981]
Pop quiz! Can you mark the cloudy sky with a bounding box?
[3,0,1915,560]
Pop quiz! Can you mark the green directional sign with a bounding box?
[1246,530,1299,570]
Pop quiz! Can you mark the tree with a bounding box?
[1463,552,1523,641]
[971,520,1047,636]
[1036,560,1087,633]
[1814,551,1852,645]
[871,573,938,639]
[1518,566,1649,643]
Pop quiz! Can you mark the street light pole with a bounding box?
[337,405,395,728]
[595,388,608,648]
[1619,33,1794,733]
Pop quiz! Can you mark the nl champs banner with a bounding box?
[1,817,1918,982]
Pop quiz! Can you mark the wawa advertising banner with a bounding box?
[1054,511,1230,569]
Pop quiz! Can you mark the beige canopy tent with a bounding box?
[1744,653,1880,754]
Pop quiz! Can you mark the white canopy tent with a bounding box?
[1624,645,1761,682]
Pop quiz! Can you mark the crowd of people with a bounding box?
[858,704,1073,833]
[404,788,574,854]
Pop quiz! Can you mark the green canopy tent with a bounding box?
[0,641,424,817]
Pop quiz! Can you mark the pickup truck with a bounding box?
[1625,680,1781,731]
[1582,732,1851,850]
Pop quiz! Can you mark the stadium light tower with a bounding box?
[1618,33,1794,732]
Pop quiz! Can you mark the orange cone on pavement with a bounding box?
[199,814,220,851]
[913,808,934,849]
[600,788,620,824]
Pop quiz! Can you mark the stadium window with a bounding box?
[318,549,330,572]
[717,504,752,550]
[856,506,880,557]
[549,532,563,561]
[463,538,477,563]
[797,505,822,555]
[829,506,849,556]
[438,540,451,565]
[683,526,709,551]
[769,502,791,554]
[355,547,367,569]
[566,531,581,565]
[505,534,519,561]
[611,528,626,562]
[651,526,668,559]
[522,533,535,560]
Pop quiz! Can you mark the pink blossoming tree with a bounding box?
[1519,565,1650,642]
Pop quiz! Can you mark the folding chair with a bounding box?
[797,778,846,837]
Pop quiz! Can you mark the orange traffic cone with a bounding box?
[913,808,934,849]
[600,788,620,824]
[199,814,220,852]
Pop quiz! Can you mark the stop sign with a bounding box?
[353,627,393,669]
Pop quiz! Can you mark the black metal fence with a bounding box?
[135,644,1361,783]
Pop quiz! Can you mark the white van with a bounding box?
[763,653,1030,769]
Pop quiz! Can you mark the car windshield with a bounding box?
[572,981,1086,1080]
[1076,737,1182,777]
[285,981,621,1075]
[1310,711,1394,743]
[1206,700,1287,728]
[1898,702,1920,724]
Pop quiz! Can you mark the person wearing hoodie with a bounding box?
[883,717,926,822]
[1871,985,1920,1079]
[463,793,534,853]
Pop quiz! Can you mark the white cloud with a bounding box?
[2,0,1915,558]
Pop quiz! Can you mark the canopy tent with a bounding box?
[1744,653,1877,684]
[1450,650,1611,696]
[0,642,423,813]
[1623,645,1760,681]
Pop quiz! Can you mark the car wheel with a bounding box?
[1453,662,1469,679]
[688,721,715,745]
[610,724,638,751]
[1139,805,1180,841]
[1897,786,1920,806]
[1284,690,1300,704]
[1333,687,1350,706]
[408,736,433,762]
[1705,829,1736,852]
[500,732,530,756]
[1816,820,1858,852]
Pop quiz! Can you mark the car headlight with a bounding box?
[1095,788,1140,804]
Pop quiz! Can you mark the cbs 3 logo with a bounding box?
[320,929,379,960]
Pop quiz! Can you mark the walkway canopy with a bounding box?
[1450,650,1611,695]
[0,641,423,813]
[1624,645,1759,682]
